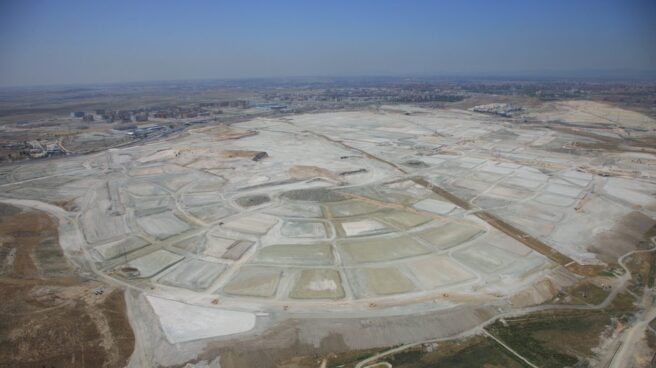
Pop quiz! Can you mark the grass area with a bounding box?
[608,291,636,312]
[648,254,656,288]
[485,310,613,368]
[326,348,383,368]
[556,283,609,305]
[387,338,528,368]
[624,252,654,292]
[550,280,610,306]
[336,337,529,368]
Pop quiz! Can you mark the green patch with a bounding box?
[608,292,636,312]
[357,337,529,368]
[560,283,609,305]
[485,310,612,368]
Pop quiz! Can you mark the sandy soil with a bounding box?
[0,204,134,368]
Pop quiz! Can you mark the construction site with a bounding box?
[1,100,655,367]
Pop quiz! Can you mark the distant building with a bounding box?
[71,111,85,118]
[133,123,165,138]
[135,113,149,122]
[117,110,132,122]
[95,109,106,115]
[83,114,95,122]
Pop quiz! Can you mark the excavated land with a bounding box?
[1,102,656,367]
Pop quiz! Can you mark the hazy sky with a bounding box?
[0,0,654,86]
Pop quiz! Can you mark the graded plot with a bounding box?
[146,296,255,343]
[350,266,416,297]
[158,259,226,290]
[375,210,433,229]
[469,170,505,183]
[93,237,149,260]
[450,178,490,193]
[383,179,436,198]
[418,155,446,166]
[187,204,234,222]
[281,221,327,238]
[221,240,254,260]
[282,188,347,202]
[534,193,576,207]
[126,182,168,196]
[453,244,519,273]
[170,235,204,253]
[479,162,515,175]
[160,174,195,191]
[129,166,166,177]
[438,183,479,202]
[137,149,178,163]
[136,212,191,240]
[415,222,484,251]
[407,255,475,289]
[339,236,429,264]
[560,170,592,187]
[325,200,381,217]
[484,232,533,256]
[186,178,226,193]
[222,214,277,235]
[265,202,323,218]
[130,196,171,216]
[182,192,222,207]
[506,202,565,224]
[81,210,131,244]
[341,186,417,206]
[289,269,344,299]
[253,244,333,265]
[451,157,486,169]
[544,183,583,198]
[603,178,656,209]
[492,211,555,238]
[124,250,184,278]
[413,198,456,215]
[235,194,270,208]
[223,266,282,297]
[338,219,390,237]
[471,196,514,209]
[486,185,532,200]
[498,253,548,279]
[503,176,543,190]
[203,235,238,258]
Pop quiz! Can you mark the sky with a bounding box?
[0,0,654,87]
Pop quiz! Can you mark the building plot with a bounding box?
[158,259,226,290]
[123,250,184,278]
[407,255,476,289]
[338,219,390,237]
[136,212,192,240]
[415,222,484,251]
[222,213,277,235]
[413,198,456,215]
[375,210,434,229]
[253,243,334,266]
[339,236,429,264]
[281,220,327,238]
[146,296,255,343]
[289,269,345,299]
[349,266,417,297]
[93,237,149,260]
[223,266,283,297]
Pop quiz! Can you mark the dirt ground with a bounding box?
[0,204,134,368]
